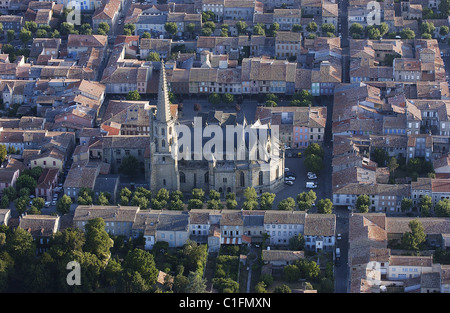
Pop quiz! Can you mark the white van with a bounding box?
[306,182,317,188]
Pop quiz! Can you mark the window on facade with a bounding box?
[180,172,186,183]
[240,171,245,187]
[259,171,263,185]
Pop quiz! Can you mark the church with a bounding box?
[146,62,286,198]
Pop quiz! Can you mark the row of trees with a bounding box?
[263,91,313,108]
[354,193,450,218]
[349,22,416,40]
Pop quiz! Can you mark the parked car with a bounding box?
[337,234,342,240]
[285,176,296,181]
[284,180,294,186]
[285,168,290,172]
[306,182,317,188]
[51,200,57,206]
[308,173,317,179]
[285,172,296,177]
[44,201,50,208]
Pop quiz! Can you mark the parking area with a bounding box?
[272,147,332,210]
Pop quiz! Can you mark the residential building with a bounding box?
[275,31,302,60]
[35,168,59,201]
[0,168,20,192]
[73,205,140,237]
[264,211,306,246]
[18,215,60,254]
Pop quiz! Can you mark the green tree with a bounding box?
[289,233,305,250]
[84,218,114,261]
[120,187,132,199]
[304,154,323,173]
[16,174,37,192]
[367,27,381,40]
[97,22,110,34]
[35,29,48,38]
[421,21,436,35]
[191,188,205,202]
[188,198,203,210]
[253,24,265,36]
[283,264,300,282]
[400,27,415,39]
[236,21,248,35]
[435,199,450,217]
[274,284,291,293]
[317,198,333,214]
[146,52,160,61]
[164,22,178,37]
[126,90,141,101]
[355,194,370,213]
[32,197,45,210]
[2,186,16,201]
[6,227,35,260]
[77,187,94,205]
[255,281,267,293]
[402,219,426,252]
[260,192,276,210]
[401,198,413,213]
[141,31,151,39]
[321,23,335,34]
[304,142,324,158]
[306,21,318,32]
[80,23,93,35]
[60,22,77,36]
[372,147,389,167]
[292,24,302,32]
[119,155,140,177]
[379,22,389,36]
[97,192,110,206]
[297,190,316,211]
[201,27,213,36]
[170,190,184,202]
[222,93,234,104]
[419,195,433,217]
[440,25,449,36]
[349,23,364,36]
[121,248,159,292]
[7,30,15,42]
[0,145,6,163]
[264,100,277,107]
[19,28,32,46]
[186,271,207,293]
[277,197,296,211]
[24,21,37,33]
[208,93,222,105]
[268,22,280,37]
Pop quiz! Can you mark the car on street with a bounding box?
[306,182,317,188]
[285,171,296,177]
[284,180,294,186]
[307,173,317,179]
[44,201,50,208]
[285,176,296,181]
[285,168,289,172]
[51,200,57,206]
[337,234,342,240]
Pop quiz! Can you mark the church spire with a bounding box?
[156,60,171,123]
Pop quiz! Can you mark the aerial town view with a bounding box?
[0,0,449,300]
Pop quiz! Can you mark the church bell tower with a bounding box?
[150,61,179,191]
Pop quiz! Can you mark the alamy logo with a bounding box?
[366,1,381,26]
[65,2,81,26]
[66,261,81,286]
[171,117,281,162]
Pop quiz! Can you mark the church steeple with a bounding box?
[156,60,171,123]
